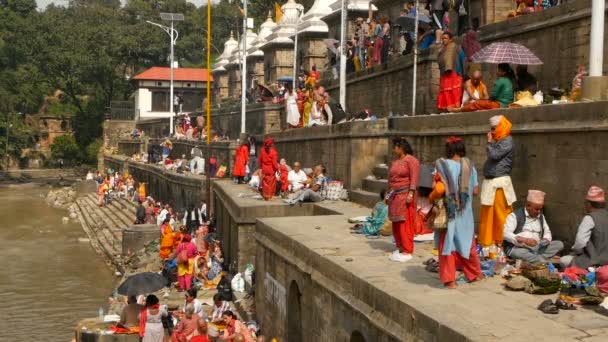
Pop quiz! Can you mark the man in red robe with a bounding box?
[232,141,249,184]
[258,138,279,200]
[278,158,289,196]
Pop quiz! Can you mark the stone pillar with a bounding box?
[226,63,242,99]
[261,44,295,88]
[247,56,265,88]
[297,35,328,74]
[582,0,608,100]
[212,69,229,102]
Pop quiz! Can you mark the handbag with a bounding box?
[431,199,448,230]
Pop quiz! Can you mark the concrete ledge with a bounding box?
[254,203,608,341]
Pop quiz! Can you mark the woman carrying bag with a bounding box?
[428,136,482,289]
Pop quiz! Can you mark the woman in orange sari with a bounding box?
[159,217,174,259]
[478,115,516,247]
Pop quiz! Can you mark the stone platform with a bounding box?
[232,191,608,341]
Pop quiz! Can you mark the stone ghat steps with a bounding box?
[350,164,388,208]
[85,193,135,232]
[82,194,126,242]
[75,197,121,262]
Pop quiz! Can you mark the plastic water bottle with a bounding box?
[496,246,507,273]
[488,244,499,260]
[98,306,104,319]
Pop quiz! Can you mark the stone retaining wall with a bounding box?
[390,100,608,248]
[104,155,209,212]
[267,119,390,189]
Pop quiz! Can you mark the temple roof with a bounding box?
[248,12,277,57]
[212,32,238,72]
[261,0,305,48]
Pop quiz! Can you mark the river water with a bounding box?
[0,183,115,342]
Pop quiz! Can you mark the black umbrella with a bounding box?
[396,15,431,32]
[117,272,167,296]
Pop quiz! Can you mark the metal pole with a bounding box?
[339,0,347,110]
[169,20,175,135]
[411,0,419,116]
[5,116,9,171]
[240,0,248,134]
[590,0,605,77]
[293,10,302,91]
[206,0,212,212]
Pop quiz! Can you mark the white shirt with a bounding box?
[288,169,308,186]
[157,208,169,226]
[183,299,204,318]
[571,215,595,253]
[503,209,552,247]
[199,204,207,220]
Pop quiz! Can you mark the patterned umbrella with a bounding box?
[471,42,543,65]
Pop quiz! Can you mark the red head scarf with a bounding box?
[182,234,192,242]
[264,138,274,147]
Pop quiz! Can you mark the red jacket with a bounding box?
[233,144,249,177]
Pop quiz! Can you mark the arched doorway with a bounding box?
[287,281,302,342]
[350,331,366,342]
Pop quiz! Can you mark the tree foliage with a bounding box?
[0,0,293,161]
[50,134,81,163]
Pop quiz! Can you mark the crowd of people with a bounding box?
[366,114,608,291]
[96,167,272,341]
[232,137,337,205]
[89,169,145,207]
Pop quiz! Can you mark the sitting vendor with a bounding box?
[503,190,563,264]
[561,186,608,268]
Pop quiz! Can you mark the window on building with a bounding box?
[151,91,169,112]
[181,91,204,112]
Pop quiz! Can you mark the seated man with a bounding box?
[287,161,308,192]
[284,165,327,205]
[561,186,608,268]
[119,295,143,328]
[503,190,563,264]
[461,69,488,106]
[209,294,230,325]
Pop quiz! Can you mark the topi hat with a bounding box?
[586,186,606,202]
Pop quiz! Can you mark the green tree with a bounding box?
[50,134,81,163]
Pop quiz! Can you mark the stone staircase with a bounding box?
[350,163,388,208]
[74,193,138,271]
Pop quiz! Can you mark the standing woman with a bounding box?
[479,115,516,248]
[381,16,391,64]
[139,295,166,342]
[247,136,258,180]
[437,32,464,111]
[159,216,174,260]
[373,18,384,65]
[285,83,301,128]
[258,138,279,200]
[429,137,482,289]
[175,234,198,291]
[387,138,420,262]
[232,139,249,184]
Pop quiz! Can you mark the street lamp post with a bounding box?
[411,0,419,116]
[240,0,248,134]
[5,117,10,171]
[339,0,348,110]
[146,12,184,136]
[292,8,304,91]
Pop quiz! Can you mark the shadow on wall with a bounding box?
[287,280,303,342]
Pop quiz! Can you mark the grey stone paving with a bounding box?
[257,199,608,342]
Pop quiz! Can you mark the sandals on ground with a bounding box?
[555,299,577,310]
[537,299,559,314]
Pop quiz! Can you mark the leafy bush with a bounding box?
[84,139,102,164]
[50,134,81,163]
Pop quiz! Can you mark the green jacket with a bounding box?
[490,77,514,108]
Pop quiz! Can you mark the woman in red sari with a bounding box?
[387,137,420,263]
[258,138,279,200]
[437,32,463,111]
[232,141,249,184]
